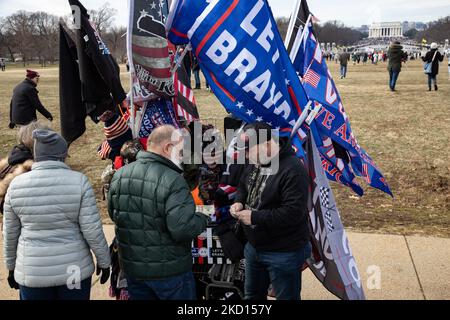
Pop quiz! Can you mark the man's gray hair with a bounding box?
[17,120,52,150]
[147,125,178,148]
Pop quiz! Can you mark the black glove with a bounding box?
[96,265,110,285]
[47,115,53,122]
[7,270,19,290]
[8,122,15,129]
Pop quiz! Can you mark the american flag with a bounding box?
[174,53,199,123]
[303,68,321,88]
[128,0,173,98]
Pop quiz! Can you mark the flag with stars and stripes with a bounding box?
[127,0,174,100]
[173,52,200,123]
[303,68,321,88]
[305,130,366,300]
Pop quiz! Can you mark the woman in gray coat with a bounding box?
[2,129,111,300]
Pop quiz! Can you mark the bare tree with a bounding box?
[3,11,37,66]
[89,2,117,35]
[104,26,127,63]
[276,17,290,41]
[315,21,364,46]
[0,17,16,61]
[416,16,450,43]
[34,12,59,66]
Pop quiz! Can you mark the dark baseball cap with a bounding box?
[236,122,277,151]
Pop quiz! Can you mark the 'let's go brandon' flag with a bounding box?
[166,0,311,157]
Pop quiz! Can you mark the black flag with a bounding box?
[285,0,312,53]
[59,24,85,145]
[68,0,126,121]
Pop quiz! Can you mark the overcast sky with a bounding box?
[0,0,449,27]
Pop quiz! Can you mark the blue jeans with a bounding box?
[193,69,201,88]
[427,74,437,89]
[340,65,347,78]
[126,271,196,300]
[19,277,91,300]
[389,70,400,90]
[244,243,311,300]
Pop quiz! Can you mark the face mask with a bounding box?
[171,155,182,169]
[168,144,183,170]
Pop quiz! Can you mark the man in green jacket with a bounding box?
[108,125,209,300]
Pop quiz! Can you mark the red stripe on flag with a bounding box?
[139,65,172,78]
[287,86,302,115]
[131,44,169,59]
[170,27,189,39]
[210,72,236,102]
[196,0,240,56]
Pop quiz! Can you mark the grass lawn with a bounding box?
[0,59,449,236]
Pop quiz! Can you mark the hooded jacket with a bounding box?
[388,44,406,72]
[235,139,310,252]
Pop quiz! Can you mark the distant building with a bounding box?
[358,25,370,33]
[369,22,403,38]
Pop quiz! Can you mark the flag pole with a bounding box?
[171,43,192,75]
[127,0,136,138]
[285,0,301,48]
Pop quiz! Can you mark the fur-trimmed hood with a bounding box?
[0,158,34,200]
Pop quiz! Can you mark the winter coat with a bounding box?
[388,44,405,72]
[108,151,209,280]
[422,49,444,76]
[0,145,34,214]
[3,161,111,288]
[235,140,310,252]
[9,79,52,126]
[339,53,350,66]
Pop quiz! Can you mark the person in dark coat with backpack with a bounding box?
[9,70,53,128]
[422,43,444,91]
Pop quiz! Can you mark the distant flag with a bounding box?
[127,0,173,101]
[68,0,126,123]
[59,24,84,145]
[173,52,200,123]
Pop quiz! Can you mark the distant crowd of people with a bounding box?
[332,41,448,92]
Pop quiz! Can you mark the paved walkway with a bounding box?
[1,225,449,300]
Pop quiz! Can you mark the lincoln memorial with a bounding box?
[369,22,403,38]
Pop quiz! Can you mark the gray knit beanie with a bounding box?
[33,129,68,162]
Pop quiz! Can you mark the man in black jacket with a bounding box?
[231,122,311,300]
[9,70,53,128]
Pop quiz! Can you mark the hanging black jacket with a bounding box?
[10,79,52,126]
[235,139,309,252]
